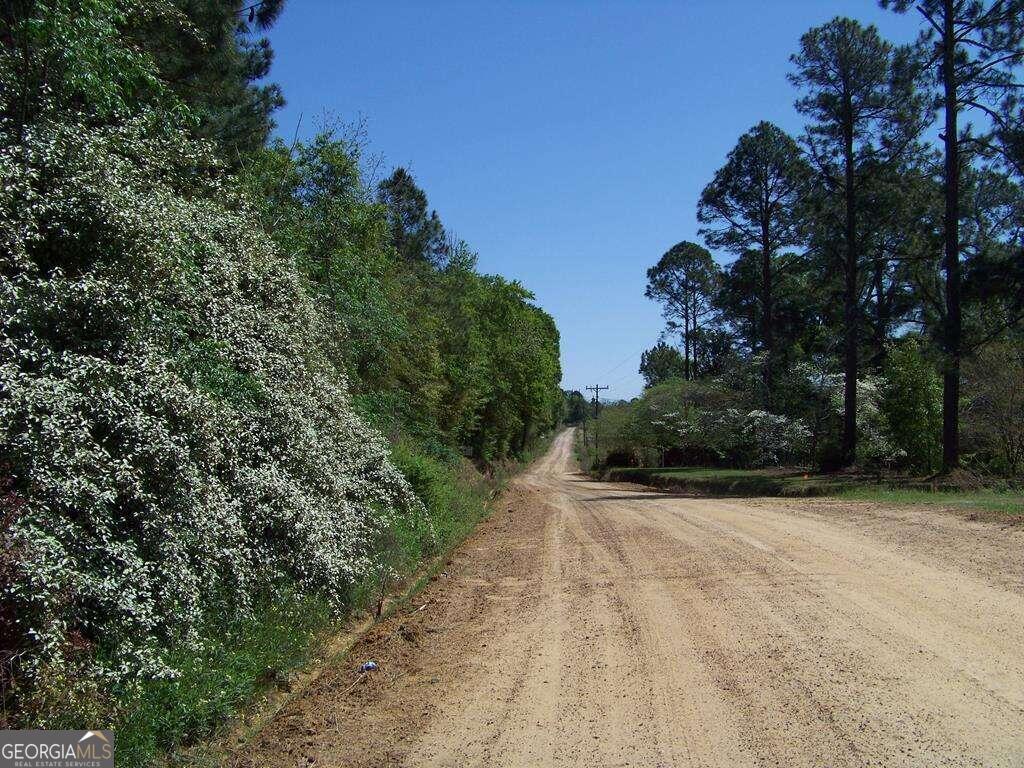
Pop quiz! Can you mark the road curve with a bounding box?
[230,428,1024,768]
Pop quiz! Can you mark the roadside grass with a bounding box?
[834,487,1024,514]
[112,592,333,766]
[606,466,842,497]
[605,466,1024,515]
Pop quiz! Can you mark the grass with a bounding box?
[606,465,1024,515]
[113,592,334,767]
[834,487,1024,514]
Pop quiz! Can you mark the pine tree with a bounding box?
[377,168,449,265]
[645,242,722,381]
[790,17,925,466]
[155,1,286,157]
[698,121,810,406]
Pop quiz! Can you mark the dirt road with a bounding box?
[229,428,1024,767]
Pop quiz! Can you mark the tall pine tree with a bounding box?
[790,17,924,465]
[697,121,810,406]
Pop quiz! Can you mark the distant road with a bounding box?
[232,428,1024,767]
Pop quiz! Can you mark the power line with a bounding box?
[240,0,271,22]
[597,345,648,379]
[608,367,641,388]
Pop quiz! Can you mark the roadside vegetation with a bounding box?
[0,1,561,762]
[573,3,1023,506]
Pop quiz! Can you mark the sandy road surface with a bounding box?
[229,428,1024,768]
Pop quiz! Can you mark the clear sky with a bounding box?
[266,1,924,399]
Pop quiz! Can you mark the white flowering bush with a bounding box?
[0,110,423,683]
[815,370,905,466]
[800,366,905,469]
[698,408,810,467]
[632,396,810,468]
[741,410,811,467]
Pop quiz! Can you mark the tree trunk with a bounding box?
[518,420,530,455]
[841,102,858,467]
[683,285,692,380]
[761,224,774,410]
[691,299,700,380]
[873,256,887,371]
[941,0,961,472]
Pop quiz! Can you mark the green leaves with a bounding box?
[176,340,267,410]
[698,121,808,258]
[639,342,687,388]
[245,133,562,464]
[2,1,166,126]
[881,339,942,472]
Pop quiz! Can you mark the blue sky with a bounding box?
[266,1,924,399]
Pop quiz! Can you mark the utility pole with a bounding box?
[585,385,608,464]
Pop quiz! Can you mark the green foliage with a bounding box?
[0,1,163,132]
[639,342,686,388]
[1,1,285,156]
[21,432,501,766]
[960,168,1024,343]
[389,439,490,558]
[241,137,562,463]
[240,128,403,388]
[697,121,811,403]
[106,592,331,765]
[800,367,904,470]
[579,375,810,470]
[377,168,448,265]
[562,390,587,425]
[127,0,286,157]
[963,342,1024,475]
[790,18,918,157]
[0,101,423,686]
[645,242,721,379]
[715,249,823,362]
[640,9,1021,480]
[881,340,942,472]
[698,121,808,259]
[177,340,268,409]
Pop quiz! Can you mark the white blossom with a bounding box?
[0,110,425,682]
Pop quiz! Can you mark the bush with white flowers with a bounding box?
[697,408,810,467]
[0,110,423,683]
[804,368,905,469]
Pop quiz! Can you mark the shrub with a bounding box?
[881,340,942,472]
[389,438,489,554]
[803,367,904,470]
[584,376,810,470]
[0,112,421,690]
[699,408,810,468]
[963,343,1024,476]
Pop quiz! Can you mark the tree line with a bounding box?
[636,4,1022,475]
[0,0,561,746]
[244,132,563,462]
